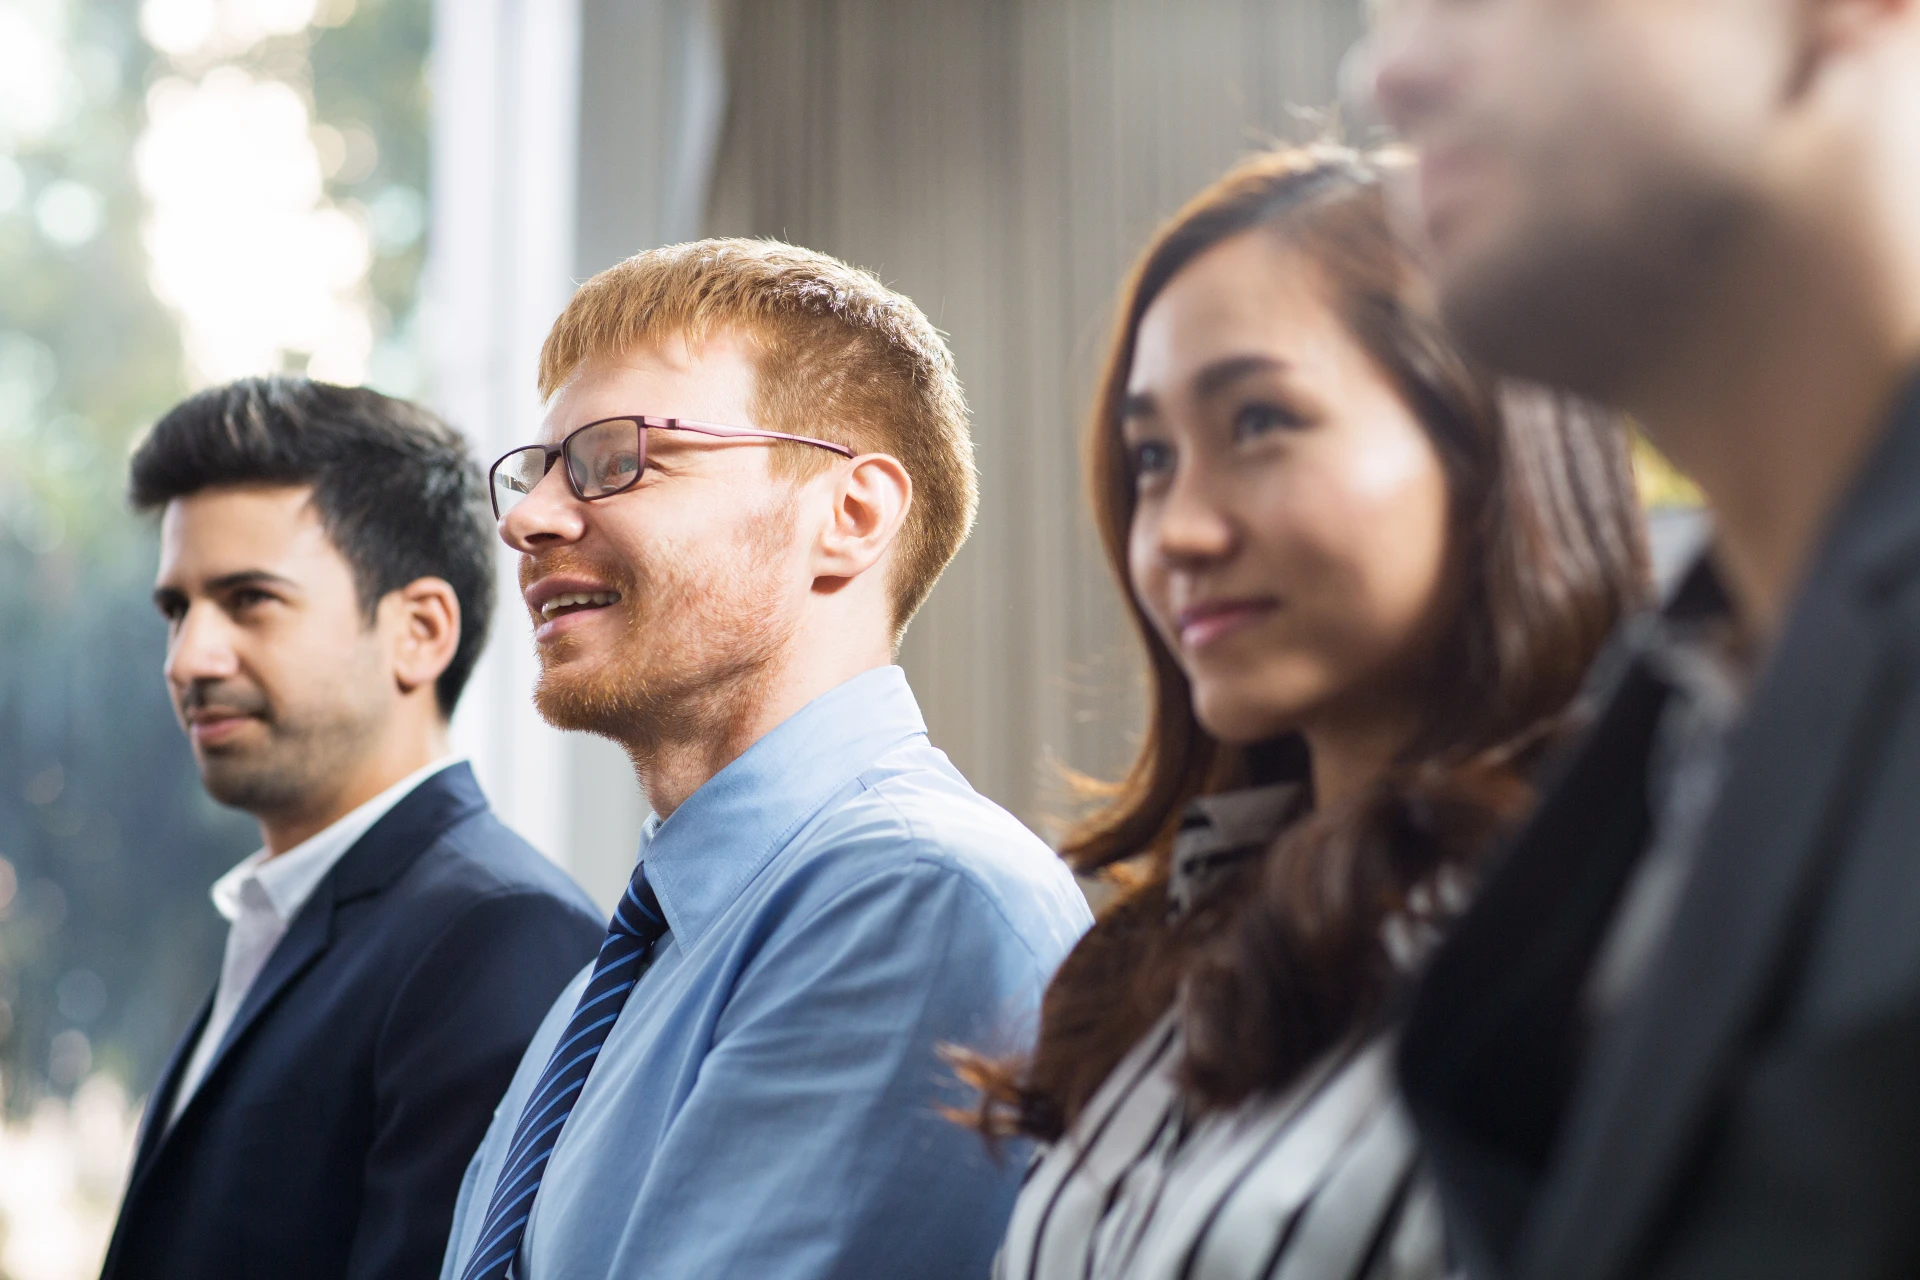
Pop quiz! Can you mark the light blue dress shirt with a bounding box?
[440,666,1092,1280]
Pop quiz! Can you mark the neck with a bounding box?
[1302,704,1419,813]
[626,626,894,819]
[258,713,450,857]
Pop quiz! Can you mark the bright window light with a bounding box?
[0,1,78,149]
[136,66,374,385]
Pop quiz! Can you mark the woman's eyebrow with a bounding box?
[1190,353,1288,400]
[1123,353,1289,425]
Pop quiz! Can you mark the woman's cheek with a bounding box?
[1128,518,1174,640]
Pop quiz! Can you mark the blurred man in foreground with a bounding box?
[439,239,1090,1280]
[104,378,603,1280]
[1374,2,1920,1278]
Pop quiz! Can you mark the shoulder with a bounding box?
[393,805,601,930]
[777,739,1092,962]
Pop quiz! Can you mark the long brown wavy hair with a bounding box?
[960,147,1651,1141]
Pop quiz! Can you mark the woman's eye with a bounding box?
[1232,402,1304,440]
[1129,440,1175,483]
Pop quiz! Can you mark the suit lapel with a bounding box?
[195,885,337,1102]
[1519,381,1920,1280]
[123,764,489,1194]
[1519,582,1907,1280]
[127,992,212,1181]
[121,883,339,1208]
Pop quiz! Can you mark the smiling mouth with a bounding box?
[1176,600,1278,650]
[540,591,622,621]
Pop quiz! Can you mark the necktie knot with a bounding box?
[609,872,668,945]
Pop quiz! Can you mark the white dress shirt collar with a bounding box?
[209,754,465,925]
[170,755,463,1128]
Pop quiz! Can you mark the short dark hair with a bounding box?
[129,376,496,716]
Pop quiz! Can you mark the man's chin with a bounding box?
[533,672,636,739]
[197,758,305,816]
[1435,232,1595,389]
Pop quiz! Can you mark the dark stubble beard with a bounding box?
[184,664,388,824]
[531,501,800,760]
[1433,147,1757,409]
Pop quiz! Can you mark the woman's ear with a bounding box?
[386,576,462,703]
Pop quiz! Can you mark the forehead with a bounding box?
[1128,230,1340,397]
[540,329,761,443]
[156,485,335,583]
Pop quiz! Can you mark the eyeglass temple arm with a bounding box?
[645,417,857,458]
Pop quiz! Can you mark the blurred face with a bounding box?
[1124,229,1454,749]
[154,487,393,817]
[1372,0,1794,397]
[499,333,810,744]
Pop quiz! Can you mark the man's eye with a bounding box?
[1129,440,1175,483]
[231,589,273,610]
[1232,402,1306,440]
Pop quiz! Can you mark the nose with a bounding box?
[165,600,242,690]
[498,460,587,553]
[1149,461,1238,570]
[1370,0,1449,139]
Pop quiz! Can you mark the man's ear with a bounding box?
[812,453,913,584]
[385,576,462,698]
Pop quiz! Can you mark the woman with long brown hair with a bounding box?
[970,147,1650,1278]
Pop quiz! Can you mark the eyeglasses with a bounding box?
[488,415,857,521]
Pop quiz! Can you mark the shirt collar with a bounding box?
[1660,547,1734,630]
[210,755,464,925]
[639,666,927,947]
[1168,783,1304,920]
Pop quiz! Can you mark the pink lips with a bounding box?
[186,712,255,747]
[1175,599,1278,651]
[533,605,615,645]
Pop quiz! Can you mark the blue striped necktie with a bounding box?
[457,866,670,1280]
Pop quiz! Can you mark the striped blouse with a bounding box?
[993,1019,1443,1280]
[993,783,1447,1280]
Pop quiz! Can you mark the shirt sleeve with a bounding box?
[347,890,602,1280]
[623,857,1050,1280]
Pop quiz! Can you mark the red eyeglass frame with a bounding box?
[488,414,857,521]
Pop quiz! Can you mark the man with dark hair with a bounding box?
[1373,3,1920,1279]
[102,376,604,1280]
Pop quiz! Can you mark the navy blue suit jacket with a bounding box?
[100,763,604,1280]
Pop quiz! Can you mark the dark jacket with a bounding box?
[100,762,604,1280]
[1398,371,1920,1280]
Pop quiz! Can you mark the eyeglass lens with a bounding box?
[568,419,644,498]
[491,419,645,519]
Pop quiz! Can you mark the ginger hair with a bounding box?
[539,237,977,638]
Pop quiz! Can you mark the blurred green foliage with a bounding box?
[0,0,429,1112]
